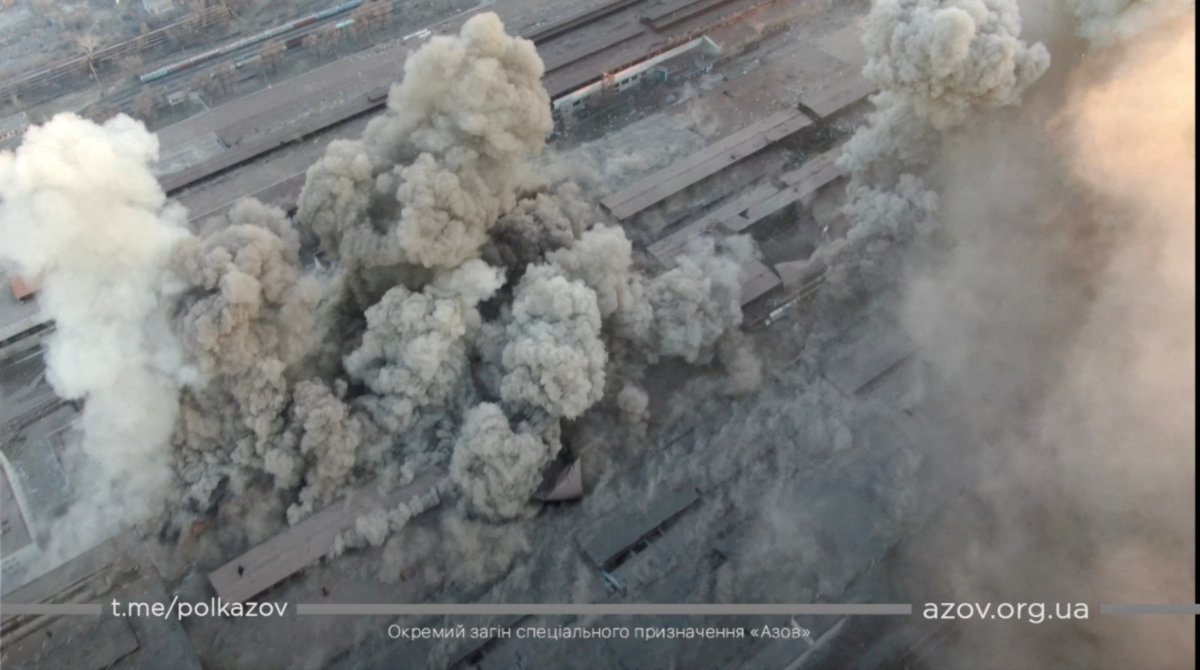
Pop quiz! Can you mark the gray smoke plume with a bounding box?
[450,402,560,521]
[483,182,591,270]
[645,235,756,365]
[172,199,321,463]
[547,223,657,348]
[835,0,1196,667]
[2,11,767,586]
[861,0,1050,129]
[284,12,760,552]
[279,379,365,524]
[497,263,607,420]
[299,12,553,275]
[0,113,188,553]
[615,383,650,439]
[343,259,503,432]
[295,139,374,261]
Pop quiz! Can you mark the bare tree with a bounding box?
[74,33,103,83]
[167,11,204,48]
[301,31,323,59]
[134,87,163,123]
[260,39,286,75]
[86,101,120,123]
[216,62,238,96]
[119,52,145,82]
[30,0,62,25]
[351,2,379,41]
[316,22,341,56]
[199,72,223,100]
[375,1,393,31]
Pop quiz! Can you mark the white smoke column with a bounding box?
[0,113,187,549]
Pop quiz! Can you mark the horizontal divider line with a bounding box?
[295,603,913,616]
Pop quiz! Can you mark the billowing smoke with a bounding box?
[832,0,1051,265]
[835,0,1195,667]
[483,182,590,271]
[284,13,756,542]
[279,379,364,524]
[300,11,553,275]
[615,383,650,439]
[861,0,1050,129]
[644,235,755,365]
[450,402,560,521]
[171,199,321,472]
[343,259,503,432]
[0,114,188,552]
[285,12,755,539]
[0,10,759,572]
[496,263,607,419]
[545,223,653,342]
[295,139,373,261]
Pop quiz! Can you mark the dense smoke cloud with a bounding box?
[295,139,374,261]
[174,11,751,549]
[497,264,607,419]
[450,402,559,521]
[300,12,554,275]
[645,236,755,365]
[0,114,187,550]
[0,10,761,585]
[833,0,1051,265]
[344,259,503,432]
[172,199,321,468]
[835,0,1196,667]
[862,0,1050,129]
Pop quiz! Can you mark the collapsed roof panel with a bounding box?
[821,317,916,396]
[576,487,701,570]
[208,470,443,603]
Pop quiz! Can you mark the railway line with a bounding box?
[159,0,790,199]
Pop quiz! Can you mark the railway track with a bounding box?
[162,0,786,199]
